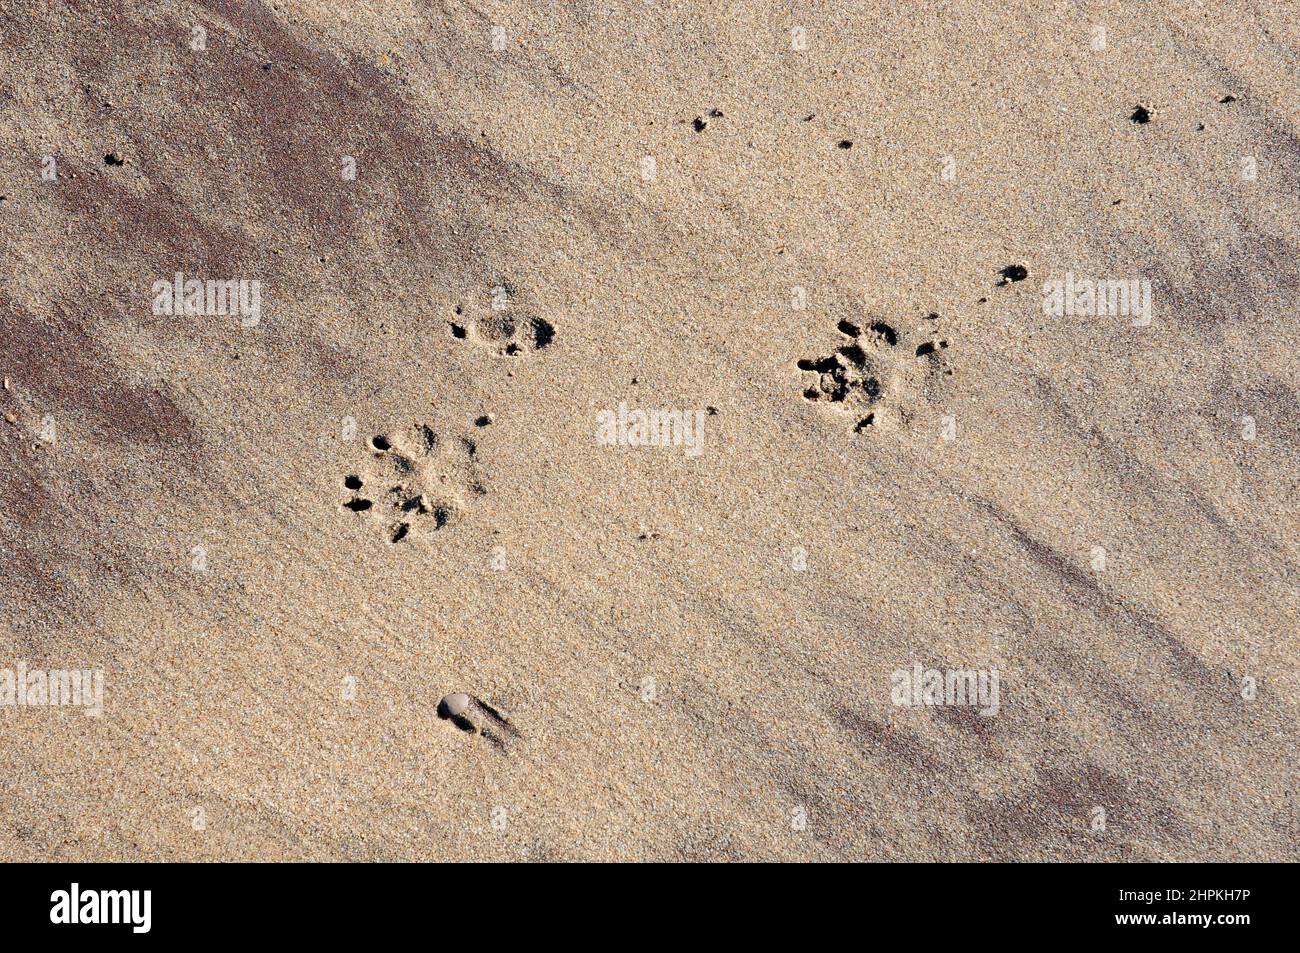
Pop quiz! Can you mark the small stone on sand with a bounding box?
[439,693,470,718]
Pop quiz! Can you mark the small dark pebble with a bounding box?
[1130,105,1151,124]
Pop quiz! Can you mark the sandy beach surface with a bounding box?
[1,0,1297,861]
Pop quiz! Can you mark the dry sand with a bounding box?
[1,1,1297,861]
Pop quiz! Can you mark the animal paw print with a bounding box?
[797,316,953,432]
[448,282,555,357]
[340,423,487,542]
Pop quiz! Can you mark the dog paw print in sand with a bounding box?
[438,693,521,752]
[340,423,487,543]
[448,282,555,357]
[797,316,954,432]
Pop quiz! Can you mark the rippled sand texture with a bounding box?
[1,1,1297,860]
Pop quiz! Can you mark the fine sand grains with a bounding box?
[0,1,1296,861]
